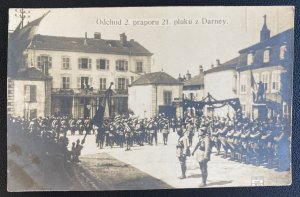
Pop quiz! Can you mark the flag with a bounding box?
[250,70,257,103]
[8,11,50,77]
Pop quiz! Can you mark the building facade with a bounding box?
[128,72,183,118]
[7,67,52,119]
[203,58,238,117]
[182,66,205,101]
[237,16,293,120]
[23,32,152,118]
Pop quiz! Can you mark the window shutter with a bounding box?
[78,58,81,69]
[116,60,118,71]
[61,76,64,88]
[115,78,118,90]
[106,60,109,70]
[30,86,36,102]
[37,56,41,68]
[24,86,30,102]
[126,78,129,88]
[48,56,52,68]
[88,58,92,69]
[77,77,81,88]
[89,77,93,87]
[96,59,99,70]
[125,61,128,71]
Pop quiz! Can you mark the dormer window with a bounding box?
[263,49,270,63]
[247,53,253,65]
[280,45,287,60]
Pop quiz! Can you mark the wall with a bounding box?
[128,85,153,118]
[26,49,152,90]
[204,69,237,117]
[183,89,205,101]
[13,80,46,118]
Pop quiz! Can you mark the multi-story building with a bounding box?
[237,16,293,119]
[23,32,153,118]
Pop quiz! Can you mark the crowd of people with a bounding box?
[7,115,83,163]
[7,112,290,187]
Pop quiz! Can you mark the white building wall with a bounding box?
[128,85,153,118]
[13,80,46,118]
[183,89,204,101]
[128,84,183,118]
[26,49,151,90]
[204,70,237,117]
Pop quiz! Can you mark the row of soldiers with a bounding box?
[96,115,171,150]
[188,116,290,171]
[7,115,84,163]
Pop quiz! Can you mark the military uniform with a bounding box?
[192,128,211,187]
[176,131,189,179]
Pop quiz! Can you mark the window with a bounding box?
[271,71,281,92]
[136,61,143,73]
[263,49,270,63]
[117,78,126,90]
[163,91,172,105]
[62,76,70,89]
[24,85,36,102]
[240,75,247,93]
[99,78,107,91]
[280,45,287,60]
[283,102,289,119]
[116,60,128,71]
[97,59,109,70]
[261,72,269,92]
[37,55,52,69]
[78,58,91,69]
[62,56,70,69]
[80,77,89,89]
[247,53,253,65]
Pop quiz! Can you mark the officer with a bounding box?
[176,127,189,179]
[192,126,211,187]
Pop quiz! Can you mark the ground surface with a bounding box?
[67,131,291,190]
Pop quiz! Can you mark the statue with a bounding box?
[256,81,265,103]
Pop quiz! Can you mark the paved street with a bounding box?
[68,131,291,189]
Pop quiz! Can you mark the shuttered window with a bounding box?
[24,85,37,102]
[78,58,92,69]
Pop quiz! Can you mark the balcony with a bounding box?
[52,88,128,96]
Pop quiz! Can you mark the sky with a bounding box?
[9,7,294,78]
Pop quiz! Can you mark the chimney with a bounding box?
[260,15,270,42]
[216,59,221,66]
[199,65,203,75]
[186,70,191,80]
[84,32,88,45]
[120,33,127,46]
[211,64,214,69]
[94,32,101,39]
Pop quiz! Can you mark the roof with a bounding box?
[239,28,294,53]
[204,57,238,75]
[28,34,153,56]
[15,67,50,80]
[183,74,204,86]
[131,72,182,86]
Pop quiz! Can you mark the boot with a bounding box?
[199,174,207,187]
[179,165,186,179]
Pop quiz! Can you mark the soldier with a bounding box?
[186,119,195,146]
[162,119,169,145]
[240,123,251,163]
[261,121,275,167]
[69,118,76,135]
[170,118,177,133]
[192,126,212,187]
[176,127,189,179]
[124,122,132,151]
[249,124,263,165]
[218,121,230,158]
[84,117,92,135]
[60,117,68,137]
[211,123,221,155]
[77,118,84,135]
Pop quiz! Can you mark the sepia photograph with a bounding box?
[7,6,294,191]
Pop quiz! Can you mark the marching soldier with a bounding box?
[192,126,212,187]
